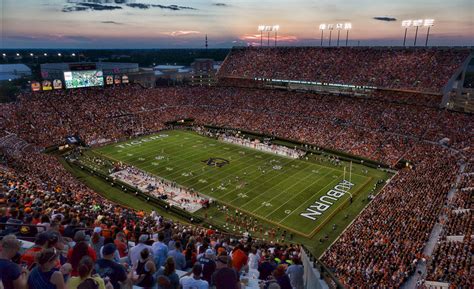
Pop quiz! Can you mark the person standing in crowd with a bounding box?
[212,255,241,289]
[272,265,292,289]
[113,232,128,258]
[286,258,304,289]
[94,244,128,289]
[0,235,28,289]
[91,228,105,258]
[231,243,248,273]
[156,257,179,289]
[129,234,152,268]
[152,232,168,268]
[180,263,209,289]
[20,232,50,269]
[27,248,68,289]
[67,256,111,289]
[167,241,186,270]
[133,248,156,289]
[198,249,216,284]
[67,231,97,277]
[247,247,259,271]
[258,255,276,281]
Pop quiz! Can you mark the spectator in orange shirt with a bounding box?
[114,232,128,258]
[231,244,248,273]
[20,232,50,269]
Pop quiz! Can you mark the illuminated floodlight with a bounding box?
[2,53,6,57]
[44,53,48,56]
[328,24,334,30]
[58,53,62,56]
[336,23,343,30]
[30,53,34,56]
[344,22,352,30]
[258,24,280,46]
[72,53,76,57]
[319,24,327,30]
[424,19,435,27]
[413,19,423,27]
[16,53,20,56]
[402,20,412,28]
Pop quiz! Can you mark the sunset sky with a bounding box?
[1,0,473,48]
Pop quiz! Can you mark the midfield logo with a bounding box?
[202,157,230,168]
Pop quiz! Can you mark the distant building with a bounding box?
[153,65,192,85]
[128,68,156,88]
[0,64,32,82]
[190,59,218,86]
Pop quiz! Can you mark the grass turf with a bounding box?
[90,130,390,241]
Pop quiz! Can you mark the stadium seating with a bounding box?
[218,47,470,93]
[1,48,472,288]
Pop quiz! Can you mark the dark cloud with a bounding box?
[63,2,196,13]
[152,4,197,11]
[373,16,397,22]
[213,3,229,7]
[101,21,123,25]
[126,3,151,9]
[125,3,197,11]
[63,3,122,12]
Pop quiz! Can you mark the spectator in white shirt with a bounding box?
[180,264,209,289]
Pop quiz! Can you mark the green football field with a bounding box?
[92,130,389,237]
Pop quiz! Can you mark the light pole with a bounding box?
[424,19,434,46]
[336,24,343,46]
[274,25,279,46]
[319,24,326,46]
[344,23,352,46]
[401,20,412,46]
[258,25,264,46]
[413,19,423,46]
[328,24,334,46]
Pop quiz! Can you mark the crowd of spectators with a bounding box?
[3,86,472,167]
[217,47,470,93]
[1,149,306,289]
[0,48,472,288]
[424,158,473,287]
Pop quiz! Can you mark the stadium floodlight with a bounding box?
[58,53,62,57]
[257,25,279,46]
[274,25,279,46]
[424,19,435,46]
[319,24,326,46]
[401,18,433,47]
[401,20,411,46]
[336,23,343,46]
[2,53,6,57]
[328,24,334,47]
[44,53,48,56]
[72,53,76,57]
[344,23,352,46]
[258,25,265,46]
[412,19,423,46]
[16,53,20,56]
[30,53,34,57]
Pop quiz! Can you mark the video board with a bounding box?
[64,70,104,89]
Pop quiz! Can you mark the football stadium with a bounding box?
[1,1,473,289]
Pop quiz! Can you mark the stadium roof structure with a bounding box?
[0,64,32,81]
